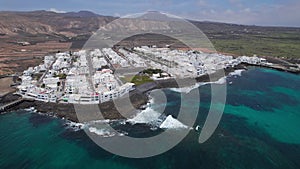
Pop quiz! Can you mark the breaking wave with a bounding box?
[159,115,191,130]
[127,106,163,126]
[65,121,85,131]
[169,83,203,93]
[85,120,127,137]
[127,107,191,130]
[214,77,227,84]
[228,69,245,77]
[170,69,246,93]
[170,76,227,93]
[88,127,118,137]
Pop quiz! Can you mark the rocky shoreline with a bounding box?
[0,61,298,123]
[0,89,148,122]
[0,64,247,122]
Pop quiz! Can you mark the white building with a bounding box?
[44,55,55,68]
[43,77,60,89]
[99,83,135,103]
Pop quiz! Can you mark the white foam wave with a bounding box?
[86,119,111,124]
[170,76,227,93]
[159,115,191,129]
[169,83,202,93]
[170,70,246,93]
[88,127,117,137]
[84,119,128,137]
[214,77,227,84]
[65,121,85,131]
[127,106,163,125]
[25,107,36,112]
[127,106,192,130]
[228,69,245,77]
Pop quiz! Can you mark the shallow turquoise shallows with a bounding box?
[1,67,300,169]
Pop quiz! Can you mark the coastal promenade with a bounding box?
[255,56,300,74]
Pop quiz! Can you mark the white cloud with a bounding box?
[49,8,66,13]
[198,0,207,7]
[178,1,300,27]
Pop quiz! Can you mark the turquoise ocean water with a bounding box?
[1,67,300,169]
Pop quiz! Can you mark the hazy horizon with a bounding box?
[0,0,300,27]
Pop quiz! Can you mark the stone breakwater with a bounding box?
[0,90,148,122]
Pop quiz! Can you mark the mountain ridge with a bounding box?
[1,10,300,37]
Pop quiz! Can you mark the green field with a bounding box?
[211,33,300,58]
[130,75,153,86]
[191,22,300,58]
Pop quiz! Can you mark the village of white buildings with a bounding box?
[17,46,269,104]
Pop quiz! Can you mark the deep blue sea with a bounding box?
[1,67,300,169]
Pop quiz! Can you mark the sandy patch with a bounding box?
[0,77,14,96]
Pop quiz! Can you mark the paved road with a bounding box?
[36,58,56,86]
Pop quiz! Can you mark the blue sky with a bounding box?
[1,0,300,27]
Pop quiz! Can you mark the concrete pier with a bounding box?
[0,98,34,113]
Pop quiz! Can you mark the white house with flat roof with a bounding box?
[43,77,60,89]
[99,83,135,103]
